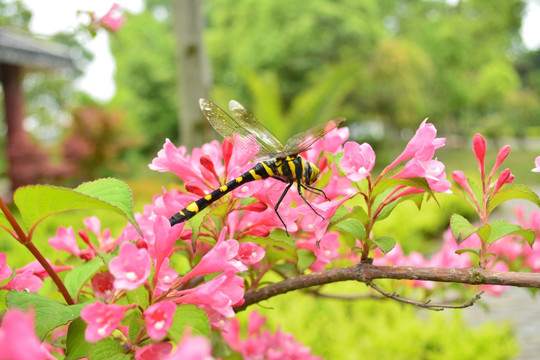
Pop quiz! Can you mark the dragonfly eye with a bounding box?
[307,162,320,185]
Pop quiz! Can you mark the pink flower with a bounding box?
[81,302,131,342]
[237,242,265,265]
[175,271,244,327]
[298,232,341,272]
[532,156,540,173]
[492,145,511,175]
[0,253,12,281]
[298,196,351,241]
[83,216,119,254]
[223,310,321,360]
[492,168,514,195]
[0,309,52,360]
[4,269,42,292]
[48,226,80,256]
[100,3,124,32]
[135,342,173,360]
[155,258,179,296]
[387,119,445,171]
[339,142,375,182]
[166,334,212,360]
[109,242,151,290]
[91,271,115,302]
[152,216,184,280]
[180,228,246,284]
[452,170,475,200]
[394,158,451,193]
[145,302,176,340]
[473,133,486,177]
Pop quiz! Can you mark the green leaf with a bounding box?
[125,285,150,309]
[297,249,316,272]
[249,230,297,259]
[328,205,353,226]
[64,258,104,300]
[89,337,130,360]
[351,206,370,225]
[455,248,480,256]
[332,218,366,240]
[486,221,535,246]
[168,304,210,342]
[6,291,85,339]
[371,177,432,198]
[13,178,141,235]
[66,318,90,360]
[375,199,398,221]
[189,206,212,249]
[488,184,540,212]
[450,214,477,245]
[127,309,143,345]
[373,236,396,254]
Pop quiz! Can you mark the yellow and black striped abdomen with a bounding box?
[169,161,273,226]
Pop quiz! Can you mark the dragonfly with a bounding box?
[169,98,346,234]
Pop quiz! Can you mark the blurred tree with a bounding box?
[109,10,178,155]
[110,0,539,153]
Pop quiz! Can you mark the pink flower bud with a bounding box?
[222,137,234,170]
[494,168,514,194]
[452,170,474,194]
[78,230,91,245]
[185,182,207,197]
[473,134,486,176]
[200,154,216,173]
[238,201,267,212]
[495,145,510,169]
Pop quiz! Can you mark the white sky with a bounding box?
[19,0,540,102]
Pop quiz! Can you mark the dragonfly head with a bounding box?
[305,161,320,185]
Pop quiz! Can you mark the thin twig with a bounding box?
[366,280,484,311]
[307,288,385,301]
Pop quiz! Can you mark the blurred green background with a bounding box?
[1,0,539,358]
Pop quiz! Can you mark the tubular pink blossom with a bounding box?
[493,168,514,194]
[452,170,476,202]
[387,119,445,171]
[109,242,151,290]
[339,142,375,182]
[81,302,131,342]
[473,133,486,177]
[0,309,51,359]
[494,145,511,172]
[144,302,177,340]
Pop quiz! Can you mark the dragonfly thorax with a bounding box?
[304,159,320,185]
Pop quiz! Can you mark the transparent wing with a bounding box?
[282,117,346,155]
[199,99,281,158]
[228,100,284,155]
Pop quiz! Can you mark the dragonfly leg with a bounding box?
[297,183,324,220]
[302,183,329,201]
[274,181,294,236]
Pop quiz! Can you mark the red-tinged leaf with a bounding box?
[488,184,540,213]
[450,214,477,245]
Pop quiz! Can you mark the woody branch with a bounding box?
[235,263,540,311]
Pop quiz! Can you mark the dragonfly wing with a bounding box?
[228,100,284,155]
[282,117,346,154]
[199,99,273,158]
